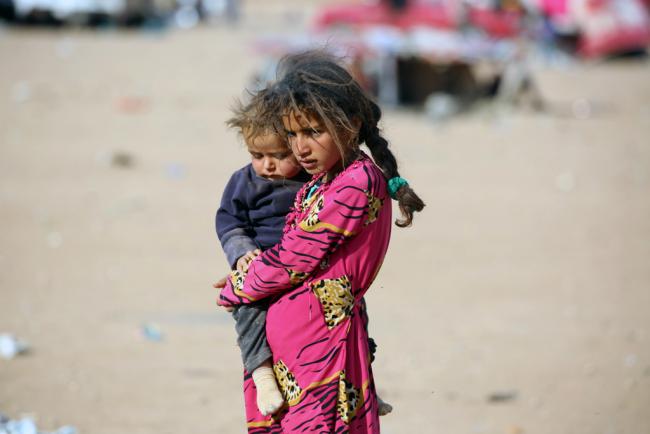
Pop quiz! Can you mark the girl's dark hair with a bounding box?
[260,50,425,227]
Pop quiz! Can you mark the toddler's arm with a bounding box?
[216,169,258,269]
[236,249,261,272]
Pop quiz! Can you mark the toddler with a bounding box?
[216,90,310,416]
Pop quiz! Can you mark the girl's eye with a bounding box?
[311,130,321,137]
[285,131,296,138]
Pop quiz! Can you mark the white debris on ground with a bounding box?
[0,414,76,434]
[0,334,29,360]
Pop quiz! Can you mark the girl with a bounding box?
[218,50,424,433]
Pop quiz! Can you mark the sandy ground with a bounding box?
[1,4,650,433]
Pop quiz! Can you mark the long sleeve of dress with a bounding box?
[216,169,258,269]
[219,176,374,307]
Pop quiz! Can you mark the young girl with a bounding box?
[217,50,424,433]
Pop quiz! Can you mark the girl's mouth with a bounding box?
[300,159,318,170]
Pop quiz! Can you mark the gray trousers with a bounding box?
[232,302,272,373]
[232,298,378,373]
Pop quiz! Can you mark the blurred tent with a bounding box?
[536,0,650,57]
[313,0,524,38]
[572,0,650,57]
[254,0,538,114]
[252,0,649,114]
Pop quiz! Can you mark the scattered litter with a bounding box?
[555,172,575,192]
[1,416,37,434]
[110,151,134,169]
[571,98,592,120]
[141,323,163,342]
[487,390,518,403]
[164,163,186,180]
[50,426,77,434]
[624,354,637,368]
[47,232,63,249]
[506,425,524,434]
[583,363,596,376]
[0,334,29,359]
[175,6,200,28]
[445,391,457,401]
[55,37,75,59]
[10,82,31,104]
[424,93,460,123]
[0,414,77,434]
[115,96,149,114]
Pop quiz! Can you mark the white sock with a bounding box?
[252,365,285,416]
[378,395,393,416]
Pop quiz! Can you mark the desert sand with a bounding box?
[1,2,649,433]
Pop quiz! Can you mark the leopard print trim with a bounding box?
[273,360,302,405]
[310,276,354,329]
[229,270,256,301]
[230,270,244,291]
[337,371,362,424]
[286,269,309,285]
[364,191,383,226]
[301,194,325,229]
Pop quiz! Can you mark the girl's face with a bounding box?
[247,132,301,180]
[283,111,342,178]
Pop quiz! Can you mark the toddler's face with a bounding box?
[247,132,301,180]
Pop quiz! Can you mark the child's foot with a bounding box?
[252,365,285,416]
[378,396,393,416]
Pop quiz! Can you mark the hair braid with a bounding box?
[364,124,425,227]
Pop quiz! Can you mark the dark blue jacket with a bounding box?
[216,164,310,269]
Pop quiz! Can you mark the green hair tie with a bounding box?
[387,177,408,200]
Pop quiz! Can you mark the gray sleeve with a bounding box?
[221,228,259,270]
[216,167,259,269]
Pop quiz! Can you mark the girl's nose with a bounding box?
[293,134,309,157]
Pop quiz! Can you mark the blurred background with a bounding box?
[1,0,649,433]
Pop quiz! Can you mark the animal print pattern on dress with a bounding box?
[337,371,362,424]
[286,269,309,285]
[364,192,383,226]
[310,276,354,329]
[302,194,324,229]
[273,360,302,404]
[230,270,245,293]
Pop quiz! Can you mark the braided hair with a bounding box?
[260,50,425,227]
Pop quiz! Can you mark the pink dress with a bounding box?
[219,154,392,433]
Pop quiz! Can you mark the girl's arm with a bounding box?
[219,167,381,307]
[216,168,258,269]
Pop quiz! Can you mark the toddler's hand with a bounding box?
[236,249,261,272]
[213,276,233,312]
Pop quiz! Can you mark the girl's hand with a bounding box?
[213,276,234,312]
[236,249,262,272]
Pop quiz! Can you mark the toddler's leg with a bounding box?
[232,304,284,416]
[251,360,284,416]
